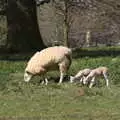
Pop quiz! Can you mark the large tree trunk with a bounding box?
[6,0,45,52]
[0,0,7,52]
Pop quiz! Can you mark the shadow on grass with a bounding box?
[0,47,120,61]
[72,47,120,58]
[0,52,34,61]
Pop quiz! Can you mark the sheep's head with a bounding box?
[24,72,33,82]
[35,0,50,6]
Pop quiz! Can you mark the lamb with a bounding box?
[24,46,72,85]
[83,67,109,88]
[70,68,91,83]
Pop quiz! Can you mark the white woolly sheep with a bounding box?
[24,46,72,85]
[83,67,109,88]
[70,68,91,83]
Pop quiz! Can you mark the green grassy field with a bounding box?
[0,47,120,120]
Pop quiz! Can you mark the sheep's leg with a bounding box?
[58,72,64,84]
[45,78,48,85]
[58,64,65,84]
[41,79,48,85]
[89,77,95,88]
[103,73,109,87]
[41,74,48,85]
[41,76,45,85]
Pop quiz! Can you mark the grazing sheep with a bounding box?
[70,68,91,83]
[24,46,72,85]
[83,67,109,88]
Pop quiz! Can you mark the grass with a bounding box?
[0,47,120,119]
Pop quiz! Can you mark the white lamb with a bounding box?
[24,46,72,85]
[83,67,109,88]
[70,68,91,83]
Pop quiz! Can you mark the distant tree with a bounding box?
[53,0,74,47]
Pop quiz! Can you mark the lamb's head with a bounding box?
[24,71,33,82]
[35,0,50,6]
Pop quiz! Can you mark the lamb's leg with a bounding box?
[103,73,109,87]
[70,76,75,83]
[80,77,83,83]
[81,76,86,84]
[89,76,95,88]
[83,76,89,85]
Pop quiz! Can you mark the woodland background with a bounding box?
[0,0,120,52]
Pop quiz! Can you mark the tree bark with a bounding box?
[63,1,69,47]
[6,0,46,52]
[86,30,91,47]
[0,0,7,52]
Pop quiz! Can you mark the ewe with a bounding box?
[83,67,109,88]
[70,68,91,83]
[24,46,72,85]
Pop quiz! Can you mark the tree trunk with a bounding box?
[86,30,91,47]
[63,21,69,47]
[0,0,7,52]
[6,0,45,52]
[63,1,69,47]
